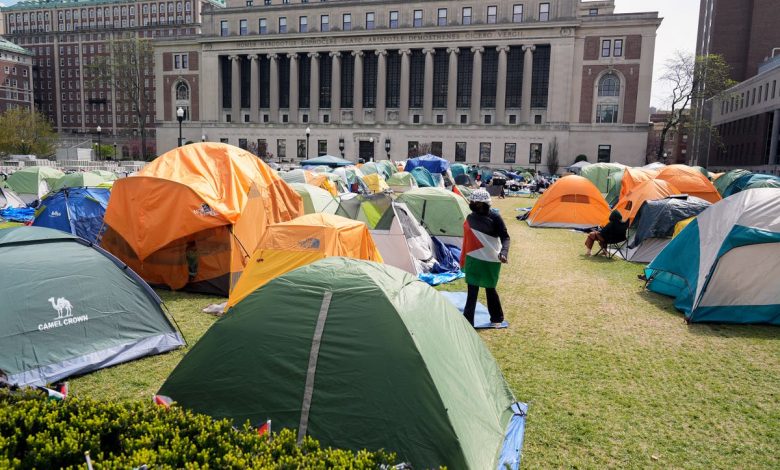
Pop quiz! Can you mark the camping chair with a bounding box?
[594,225,629,259]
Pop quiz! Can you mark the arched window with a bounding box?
[598,73,620,97]
[595,72,621,124]
[176,81,189,100]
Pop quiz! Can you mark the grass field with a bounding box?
[71,196,780,468]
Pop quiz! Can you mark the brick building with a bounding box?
[155,0,661,168]
[646,111,689,164]
[1,0,223,158]
[0,36,33,112]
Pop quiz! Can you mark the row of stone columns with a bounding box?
[226,44,538,125]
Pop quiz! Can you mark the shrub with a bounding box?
[0,389,396,469]
[574,154,588,163]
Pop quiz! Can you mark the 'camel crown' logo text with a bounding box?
[39,297,89,331]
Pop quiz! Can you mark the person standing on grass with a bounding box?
[460,189,510,327]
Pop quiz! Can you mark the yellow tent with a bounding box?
[227,213,383,308]
[362,173,390,193]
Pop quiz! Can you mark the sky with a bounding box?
[614,0,701,109]
[1,0,698,108]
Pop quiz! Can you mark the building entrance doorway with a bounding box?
[359,140,375,162]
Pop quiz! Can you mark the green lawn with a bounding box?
[71,196,780,468]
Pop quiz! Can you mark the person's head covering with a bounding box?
[469,188,492,205]
[609,209,623,223]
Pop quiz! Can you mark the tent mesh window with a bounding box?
[561,194,590,204]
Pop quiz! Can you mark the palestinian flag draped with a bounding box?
[460,217,503,288]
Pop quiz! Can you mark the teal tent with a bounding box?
[410,167,437,187]
[713,169,750,196]
[159,258,527,469]
[646,188,780,324]
[0,227,184,386]
[300,155,353,168]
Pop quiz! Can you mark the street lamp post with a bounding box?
[96,125,102,161]
[201,134,207,142]
[369,137,374,162]
[384,138,391,160]
[176,107,185,147]
[113,142,117,161]
[338,138,345,157]
[305,126,311,159]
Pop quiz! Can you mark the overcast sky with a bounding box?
[614,0,700,109]
[3,0,699,108]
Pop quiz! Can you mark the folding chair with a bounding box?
[595,239,627,259]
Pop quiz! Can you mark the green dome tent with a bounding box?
[6,166,64,203]
[605,170,624,207]
[396,187,470,240]
[0,227,184,386]
[51,172,110,191]
[580,162,627,196]
[713,169,751,196]
[159,258,527,469]
[386,171,418,193]
[289,183,338,214]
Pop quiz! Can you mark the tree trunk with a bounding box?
[657,127,670,162]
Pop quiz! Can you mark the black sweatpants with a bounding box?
[463,283,504,325]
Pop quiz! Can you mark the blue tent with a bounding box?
[722,173,780,197]
[405,154,450,174]
[410,167,438,188]
[645,188,780,324]
[300,155,353,168]
[32,187,110,244]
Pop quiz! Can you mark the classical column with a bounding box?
[249,54,259,123]
[770,109,780,164]
[229,55,241,122]
[522,44,535,124]
[288,52,299,124]
[268,53,279,123]
[446,47,459,124]
[352,50,364,123]
[375,49,387,123]
[330,51,341,124]
[470,46,484,124]
[423,48,435,124]
[308,52,320,123]
[495,46,509,125]
[399,49,411,124]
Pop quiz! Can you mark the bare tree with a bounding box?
[546,137,560,175]
[88,34,154,160]
[657,52,735,163]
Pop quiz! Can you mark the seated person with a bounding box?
[585,209,628,256]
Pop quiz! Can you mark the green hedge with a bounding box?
[0,389,396,469]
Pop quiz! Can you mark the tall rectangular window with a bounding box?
[455,142,467,162]
[613,39,623,57]
[341,53,354,108]
[598,145,612,162]
[279,17,287,33]
[504,143,517,163]
[343,13,351,31]
[413,10,422,27]
[317,140,327,156]
[457,50,473,108]
[386,52,401,108]
[363,52,377,108]
[479,143,491,162]
[506,46,524,108]
[299,54,310,108]
[389,11,398,29]
[321,15,329,32]
[481,48,498,108]
[433,49,449,108]
[259,18,267,34]
[487,6,497,24]
[239,19,247,35]
[531,45,551,108]
[462,7,472,25]
[220,20,228,36]
[601,40,611,58]
[277,139,286,160]
[319,54,332,108]
[279,55,290,108]
[596,104,618,123]
[513,4,523,22]
[366,12,375,30]
[539,3,550,21]
[299,16,307,33]
[409,50,425,108]
[438,8,447,26]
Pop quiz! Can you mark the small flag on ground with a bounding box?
[152,394,173,409]
[257,419,271,438]
[36,385,65,401]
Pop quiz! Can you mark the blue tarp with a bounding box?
[439,291,510,329]
[431,237,461,273]
[405,154,450,174]
[0,207,35,223]
[418,271,464,286]
[496,402,529,470]
[32,187,110,244]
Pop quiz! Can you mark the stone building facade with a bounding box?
[2,0,222,158]
[0,36,33,112]
[156,0,660,168]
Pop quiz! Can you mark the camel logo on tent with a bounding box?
[50,210,62,217]
[38,297,89,331]
[193,203,218,217]
[298,237,321,249]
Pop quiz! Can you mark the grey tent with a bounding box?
[623,196,711,263]
[0,227,184,386]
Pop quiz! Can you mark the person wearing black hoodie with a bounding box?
[585,209,628,256]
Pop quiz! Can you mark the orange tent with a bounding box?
[614,179,681,222]
[101,143,303,296]
[227,213,383,307]
[527,175,611,228]
[654,165,721,203]
[618,167,658,203]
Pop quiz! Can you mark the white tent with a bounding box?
[371,202,436,274]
